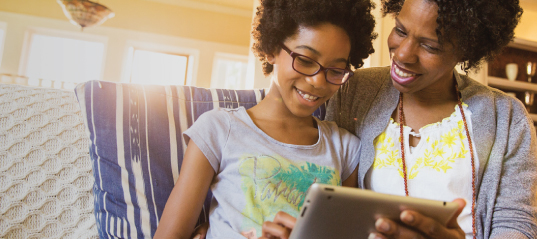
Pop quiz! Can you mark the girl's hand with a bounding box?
[191,222,209,239]
[370,198,467,239]
[260,211,297,239]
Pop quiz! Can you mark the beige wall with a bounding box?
[0,0,252,46]
[516,8,537,41]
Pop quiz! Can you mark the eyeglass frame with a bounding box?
[279,44,354,85]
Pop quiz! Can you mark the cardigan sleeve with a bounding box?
[490,109,537,238]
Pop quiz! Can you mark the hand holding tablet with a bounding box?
[288,184,461,239]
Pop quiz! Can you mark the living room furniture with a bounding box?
[0,80,325,238]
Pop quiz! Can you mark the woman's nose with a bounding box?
[395,38,418,64]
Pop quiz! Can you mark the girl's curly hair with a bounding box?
[382,0,523,72]
[252,0,378,76]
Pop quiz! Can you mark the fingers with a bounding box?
[399,210,444,238]
[397,199,466,238]
[262,221,292,239]
[272,211,297,230]
[371,218,426,239]
[447,198,466,228]
[261,211,297,239]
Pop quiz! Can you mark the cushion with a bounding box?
[0,84,98,238]
[75,80,326,238]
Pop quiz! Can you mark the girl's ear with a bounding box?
[266,53,275,64]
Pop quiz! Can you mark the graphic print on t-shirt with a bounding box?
[237,154,340,237]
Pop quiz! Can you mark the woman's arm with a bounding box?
[154,141,215,239]
[489,113,537,238]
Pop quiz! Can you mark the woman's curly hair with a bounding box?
[252,0,377,76]
[382,0,523,72]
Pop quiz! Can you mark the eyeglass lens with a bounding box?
[293,55,351,84]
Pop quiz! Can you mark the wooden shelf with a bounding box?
[487,76,537,93]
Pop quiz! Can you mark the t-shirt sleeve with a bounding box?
[339,127,361,182]
[183,109,231,173]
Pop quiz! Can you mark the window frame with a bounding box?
[210,52,249,89]
[0,21,6,69]
[18,27,109,82]
[122,40,199,86]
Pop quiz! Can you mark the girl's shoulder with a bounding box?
[192,107,249,128]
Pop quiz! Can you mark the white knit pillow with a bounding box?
[0,84,98,239]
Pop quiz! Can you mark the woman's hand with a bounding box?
[259,211,297,239]
[370,198,467,239]
[190,222,209,239]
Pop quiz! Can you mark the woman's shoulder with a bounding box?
[342,66,391,98]
[458,74,529,120]
[352,66,391,84]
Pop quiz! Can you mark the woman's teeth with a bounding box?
[395,66,417,78]
[296,89,319,102]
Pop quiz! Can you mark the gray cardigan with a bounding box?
[326,66,537,238]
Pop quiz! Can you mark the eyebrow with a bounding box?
[394,18,440,45]
[294,45,349,64]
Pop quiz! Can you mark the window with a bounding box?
[122,41,198,86]
[22,29,106,89]
[127,48,189,85]
[210,53,249,89]
[0,22,6,68]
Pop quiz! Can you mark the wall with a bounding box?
[516,8,537,41]
[0,11,249,88]
[0,0,252,46]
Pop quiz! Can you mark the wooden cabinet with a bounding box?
[479,38,537,122]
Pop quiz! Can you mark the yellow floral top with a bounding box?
[367,103,478,238]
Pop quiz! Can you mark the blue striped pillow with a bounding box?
[75,80,326,238]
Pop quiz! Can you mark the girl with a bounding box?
[154,0,377,238]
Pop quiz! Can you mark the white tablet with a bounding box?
[289,183,459,239]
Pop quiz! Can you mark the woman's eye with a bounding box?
[395,27,406,36]
[422,44,440,53]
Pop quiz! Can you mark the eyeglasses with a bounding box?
[280,44,354,85]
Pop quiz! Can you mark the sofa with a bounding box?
[0,80,325,238]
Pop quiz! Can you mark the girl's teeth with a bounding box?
[297,89,319,102]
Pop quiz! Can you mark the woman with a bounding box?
[262,0,537,238]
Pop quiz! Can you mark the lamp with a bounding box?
[57,0,115,30]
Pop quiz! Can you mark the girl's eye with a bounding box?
[295,56,316,67]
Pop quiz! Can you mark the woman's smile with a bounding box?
[390,60,420,86]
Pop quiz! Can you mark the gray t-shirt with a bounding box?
[184,107,360,239]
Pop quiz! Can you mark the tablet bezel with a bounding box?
[289,183,459,239]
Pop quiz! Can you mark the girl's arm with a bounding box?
[342,166,358,187]
[154,141,215,239]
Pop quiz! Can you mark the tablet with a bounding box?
[289,183,459,239]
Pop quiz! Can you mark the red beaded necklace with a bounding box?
[397,84,476,238]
